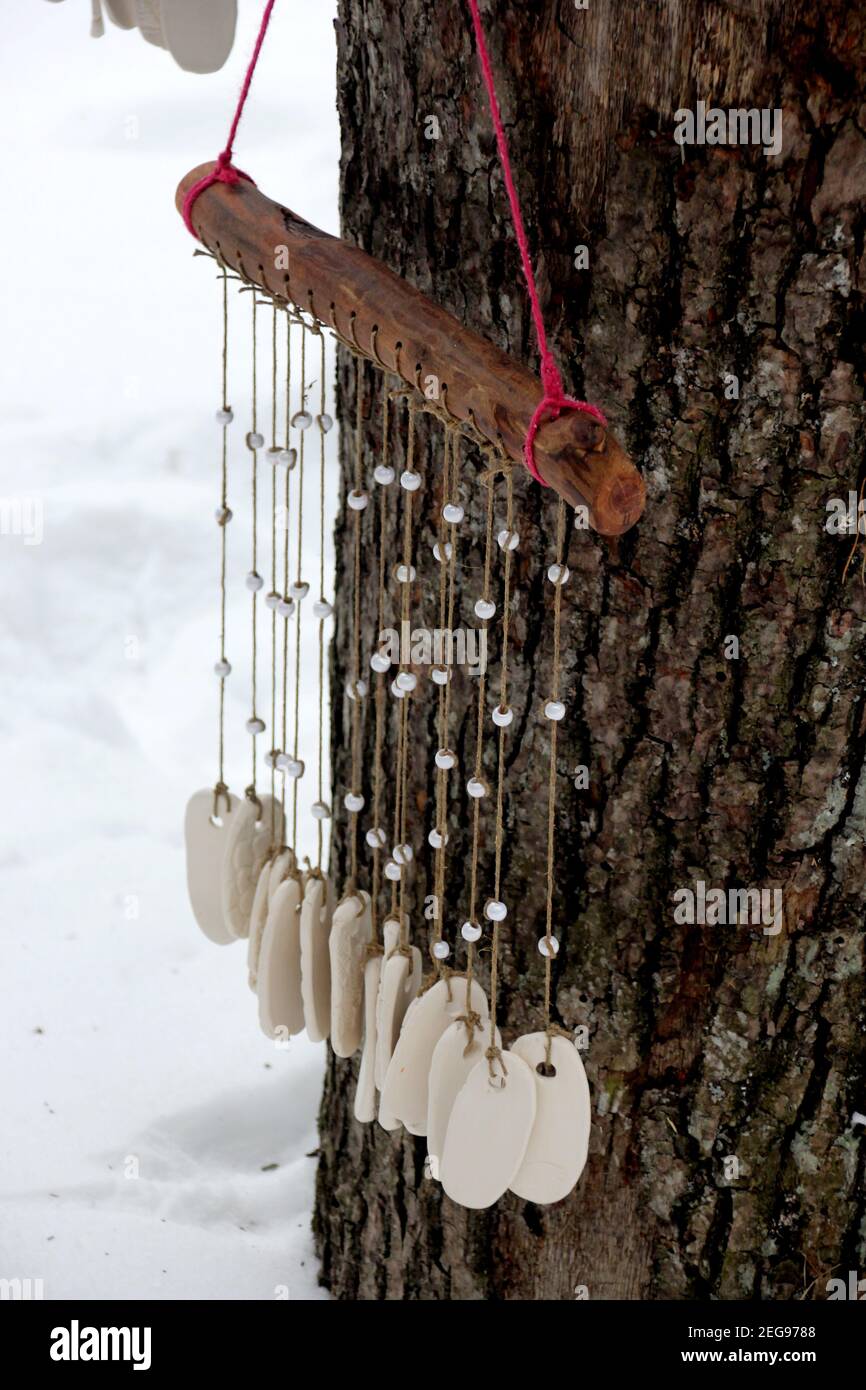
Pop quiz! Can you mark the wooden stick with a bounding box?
[177,163,645,536]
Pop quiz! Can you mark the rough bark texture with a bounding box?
[314,0,866,1299]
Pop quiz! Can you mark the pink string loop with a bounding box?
[465,0,606,486]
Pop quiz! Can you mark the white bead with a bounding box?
[374,463,395,486]
[390,679,406,699]
[267,446,282,465]
[344,791,365,813]
[313,598,334,619]
[214,659,231,678]
[492,704,513,727]
[485,899,507,922]
[432,541,452,563]
[246,716,265,735]
[430,665,450,686]
[384,859,401,882]
[277,596,295,619]
[246,571,264,592]
[434,748,457,771]
[278,755,304,779]
[538,935,560,958]
[370,651,391,673]
[396,670,417,692]
[278,447,297,469]
[311,800,331,820]
[348,489,369,511]
[215,506,233,526]
[545,700,566,721]
[497,528,519,551]
[317,413,334,433]
[400,470,421,492]
[432,941,450,961]
[264,590,280,610]
[461,920,482,942]
[366,826,387,849]
[246,430,264,450]
[395,563,416,584]
[215,407,233,426]
[289,580,310,601]
[547,563,570,586]
[291,410,313,431]
[264,748,281,769]
[467,777,487,799]
[345,678,367,701]
[428,827,448,849]
[475,598,496,621]
[393,843,413,866]
[442,502,464,525]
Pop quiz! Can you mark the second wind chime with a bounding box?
[181,0,644,1211]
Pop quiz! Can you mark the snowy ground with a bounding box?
[1,2,340,1300]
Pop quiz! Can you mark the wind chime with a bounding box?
[182,0,644,1211]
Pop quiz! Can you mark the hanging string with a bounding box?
[315,330,328,873]
[268,303,279,844]
[214,262,231,815]
[346,360,366,890]
[181,0,277,236]
[487,466,515,1077]
[395,401,419,952]
[431,429,461,972]
[279,313,293,845]
[290,327,307,854]
[463,0,606,485]
[542,498,568,1054]
[246,290,263,804]
[369,375,391,948]
[463,475,496,1011]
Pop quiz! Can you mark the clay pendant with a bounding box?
[268,848,294,904]
[426,1018,500,1181]
[257,874,304,1039]
[353,953,382,1125]
[184,787,238,944]
[329,892,370,1059]
[508,1032,592,1205]
[440,1050,537,1209]
[221,794,283,939]
[300,874,332,1043]
[381,976,489,1136]
[248,849,295,989]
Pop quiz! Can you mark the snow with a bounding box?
[1,2,340,1300]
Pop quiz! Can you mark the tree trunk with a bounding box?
[313,0,866,1300]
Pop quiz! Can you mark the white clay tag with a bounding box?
[246,858,275,989]
[257,874,303,1039]
[300,875,332,1043]
[508,1032,592,1205]
[426,1019,501,1181]
[381,976,489,1136]
[440,1050,537,1209]
[353,953,382,1125]
[221,794,283,939]
[184,787,238,944]
[374,940,422,1092]
[268,848,294,904]
[329,892,370,1059]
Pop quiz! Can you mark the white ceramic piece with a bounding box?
[329,892,370,1059]
[184,787,239,944]
[380,976,489,1136]
[257,875,303,1039]
[426,1019,501,1181]
[246,857,275,989]
[220,795,283,939]
[268,848,294,905]
[160,0,237,74]
[134,0,166,48]
[353,953,382,1125]
[439,1050,537,1209]
[104,0,136,28]
[508,1032,592,1204]
[374,935,422,1091]
[300,875,332,1043]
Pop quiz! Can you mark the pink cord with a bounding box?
[181,0,277,236]
[465,0,606,484]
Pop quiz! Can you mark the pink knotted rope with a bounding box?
[465,0,606,485]
[181,0,277,236]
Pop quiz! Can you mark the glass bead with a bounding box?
[311,800,331,820]
[289,580,309,601]
[461,920,482,942]
[246,571,264,592]
[214,660,231,678]
[432,941,450,961]
[492,704,513,727]
[215,407,233,426]
[432,541,452,564]
[538,935,560,958]
[279,447,297,469]
[384,859,401,882]
[395,670,417,692]
[348,489,369,511]
[430,665,450,686]
[215,506,233,526]
[313,598,334,619]
[547,563,570,586]
[395,563,416,584]
[291,410,313,431]
[277,597,295,619]
[345,678,367,701]
[467,777,487,799]
[393,843,413,866]
[442,502,464,525]
[317,413,334,433]
[485,899,507,922]
[434,748,456,771]
[474,597,496,621]
[428,828,448,849]
[246,430,265,450]
[497,528,519,551]
[370,651,391,674]
[264,590,280,610]
[366,827,387,849]
[246,716,265,735]
[400,469,421,492]
[390,679,406,699]
[344,791,365,813]
[374,463,395,486]
[264,748,281,770]
[266,446,282,464]
[545,700,566,721]
[278,755,304,779]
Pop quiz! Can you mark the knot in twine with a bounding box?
[523,353,608,487]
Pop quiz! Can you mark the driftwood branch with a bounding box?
[176,162,645,536]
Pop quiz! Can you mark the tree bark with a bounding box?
[314,0,866,1300]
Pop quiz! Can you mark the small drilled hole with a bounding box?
[209,815,224,829]
[536,1062,557,1078]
